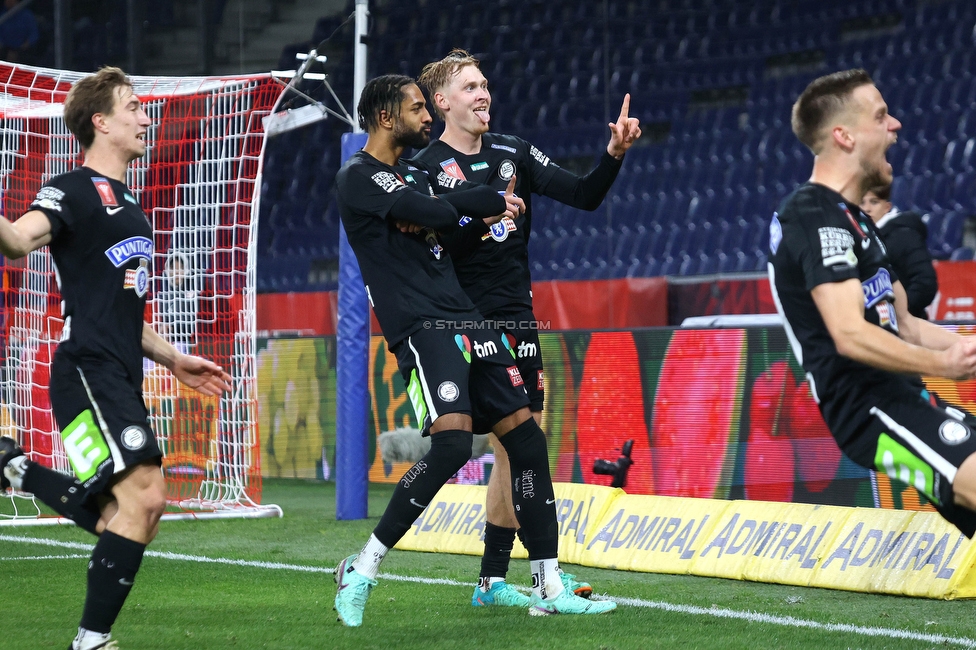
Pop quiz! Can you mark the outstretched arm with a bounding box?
[539,96,641,210]
[0,211,53,259]
[142,324,231,396]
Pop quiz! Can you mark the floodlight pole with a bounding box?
[353,0,368,134]
[336,0,370,520]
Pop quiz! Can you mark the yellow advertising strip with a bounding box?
[395,483,976,599]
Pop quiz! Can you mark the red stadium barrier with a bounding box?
[255,262,975,335]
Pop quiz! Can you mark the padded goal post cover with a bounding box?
[336,131,370,520]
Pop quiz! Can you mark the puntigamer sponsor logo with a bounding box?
[105,236,153,267]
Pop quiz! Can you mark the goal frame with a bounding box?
[0,62,285,525]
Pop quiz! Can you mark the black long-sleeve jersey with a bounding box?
[413,133,622,316]
[335,150,505,346]
[768,182,920,448]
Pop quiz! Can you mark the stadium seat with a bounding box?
[950,172,976,212]
[938,211,967,257]
[950,246,975,261]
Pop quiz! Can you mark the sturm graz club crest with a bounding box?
[498,159,516,181]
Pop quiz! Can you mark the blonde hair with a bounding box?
[418,49,481,118]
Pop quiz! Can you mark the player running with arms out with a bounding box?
[0,67,231,650]
[333,74,615,627]
[770,69,976,536]
[410,49,641,608]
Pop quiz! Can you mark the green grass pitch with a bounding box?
[2,480,975,649]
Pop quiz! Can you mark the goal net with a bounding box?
[0,63,284,524]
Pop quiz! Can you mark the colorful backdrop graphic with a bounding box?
[256,326,976,513]
[255,338,336,480]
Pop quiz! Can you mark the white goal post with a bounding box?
[0,62,289,524]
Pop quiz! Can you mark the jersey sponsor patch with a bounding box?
[490,143,517,154]
[124,193,138,204]
[370,171,407,193]
[91,177,118,206]
[839,203,868,239]
[529,145,550,167]
[537,369,545,391]
[436,171,461,189]
[876,301,897,330]
[862,267,895,309]
[439,158,467,181]
[507,365,524,387]
[105,236,153,267]
[498,159,516,181]
[818,226,856,268]
[31,185,65,212]
[470,161,489,171]
[481,216,518,242]
[458,216,473,226]
[123,260,150,297]
[769,213,782,255]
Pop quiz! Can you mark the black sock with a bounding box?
[480,522,517,579]
[79,531,146,634]
[497,419,558,560]
[21,462,101,535]
[372,429,472,548]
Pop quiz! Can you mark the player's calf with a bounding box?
[1,436,103,534]
[495,417,565,600]
[0,436,25,490]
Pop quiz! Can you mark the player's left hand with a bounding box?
[173,354,232,396]
[607,93,642,159]
[395,220,424,234]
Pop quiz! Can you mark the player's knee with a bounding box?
[488,434,510,468]
[137,484,168,526]
[497,419,547,465]
[953,455,976,512]
[429,429,474,473]
[430,412,472,433]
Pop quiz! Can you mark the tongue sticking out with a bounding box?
[475,110,490,125]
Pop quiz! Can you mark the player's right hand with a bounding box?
[503,175,524,218]
[942,337,976,380]
[485,176,523,226]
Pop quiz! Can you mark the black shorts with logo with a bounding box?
[842,382,976,537]
[486,308,545,412]
[49,350,162,500]
[391,325,530,435]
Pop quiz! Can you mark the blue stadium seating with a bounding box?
[254,0,976,289]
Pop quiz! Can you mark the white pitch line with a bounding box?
[4,554,90,561]
[2,533,975,648]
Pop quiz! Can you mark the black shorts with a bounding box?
[487,308,545,412]
[843,385,976,537]
[392,325,530,435]
[50,352,162,498]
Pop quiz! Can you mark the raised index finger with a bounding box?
[618,93,631,121]
[505,174,517,195]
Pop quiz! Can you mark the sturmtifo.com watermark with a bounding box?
[422,319,551,330]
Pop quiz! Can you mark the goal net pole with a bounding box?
[0,63,285,524]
